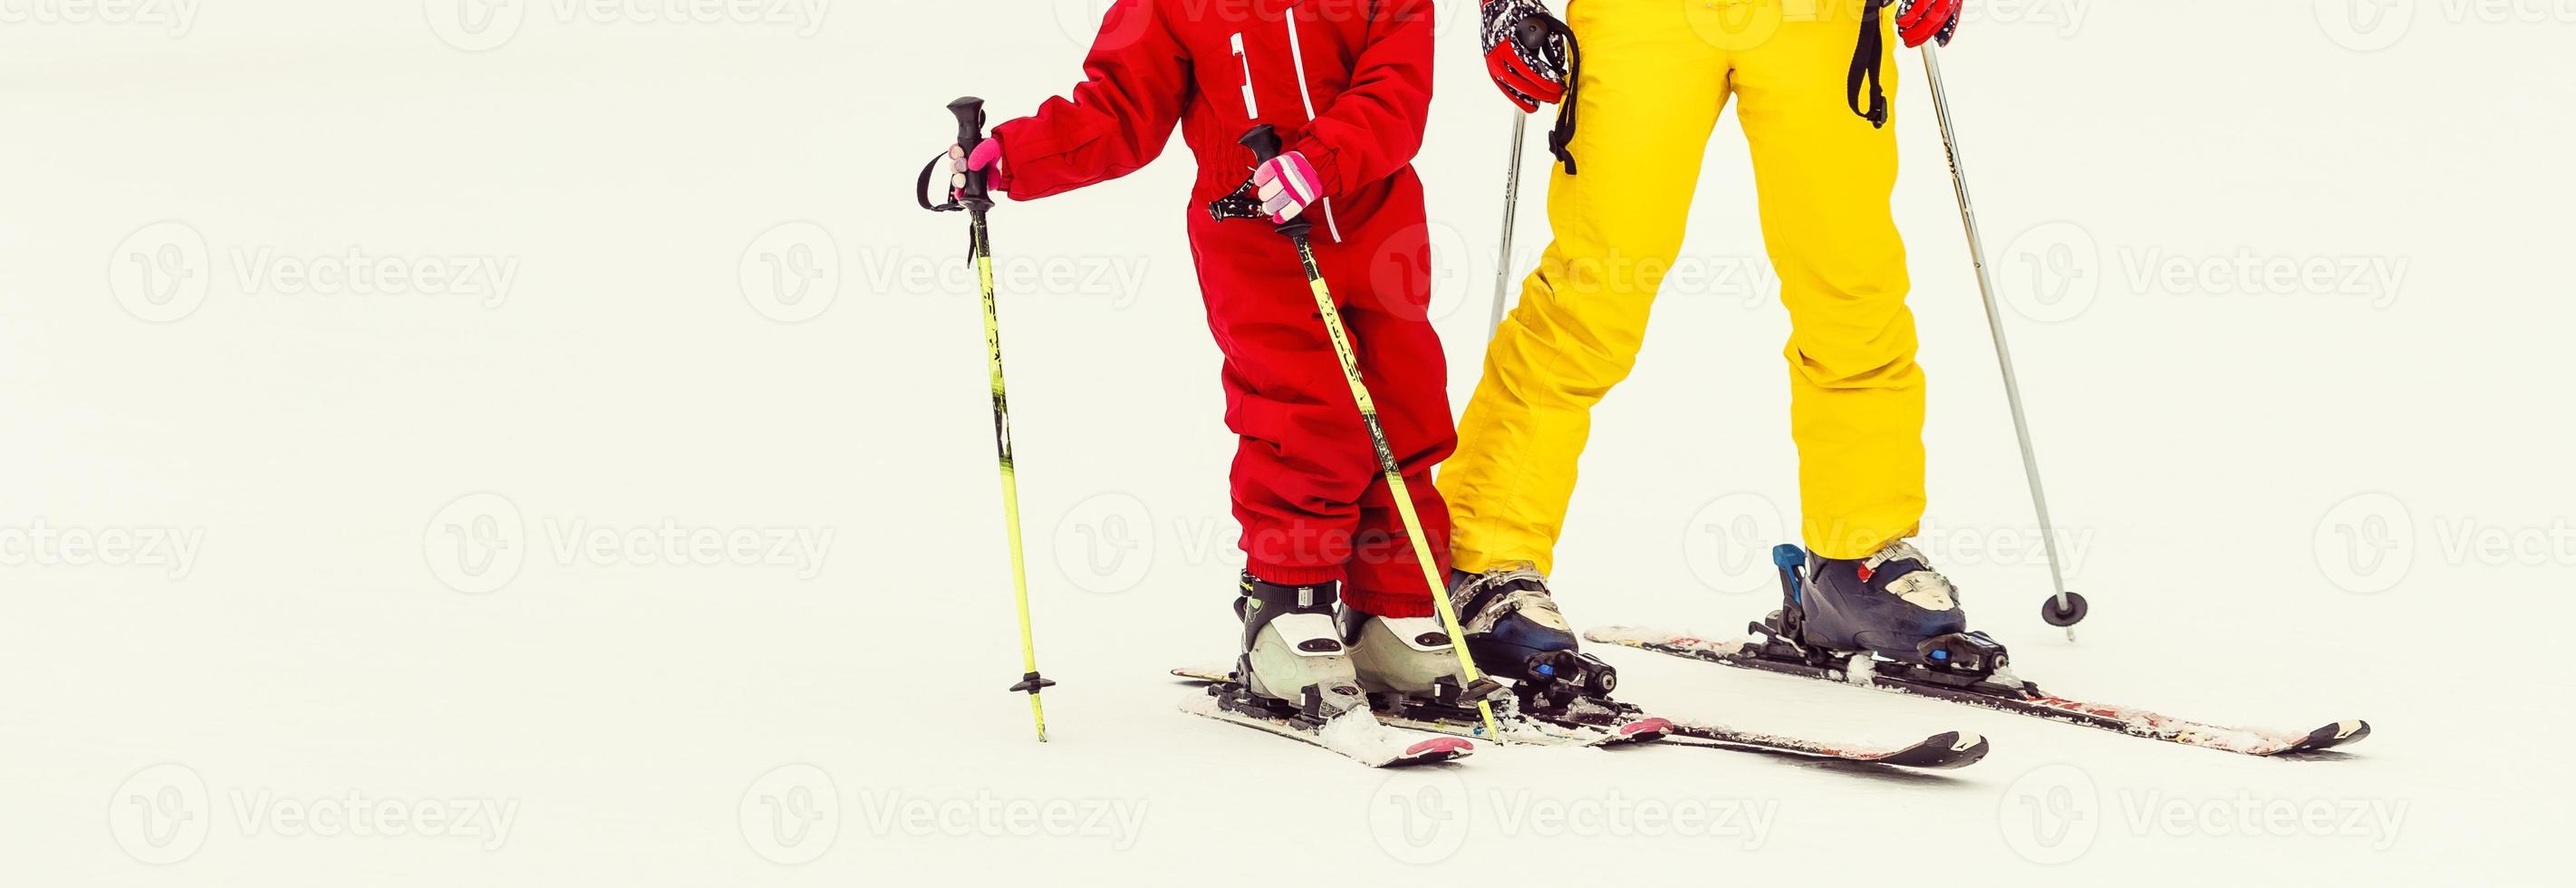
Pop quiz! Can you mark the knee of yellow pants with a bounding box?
[1786,320,1921,392]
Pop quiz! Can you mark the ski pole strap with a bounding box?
[1848,0,1889,129]
[918,152,962,212]
[1547,18,1581,174]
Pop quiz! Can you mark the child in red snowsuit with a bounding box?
[946,0,1450,619]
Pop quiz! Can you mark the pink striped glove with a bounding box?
[947,136,1009,196]
[1251,150,1321,225]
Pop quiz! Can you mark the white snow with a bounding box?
[5,3,2571,886]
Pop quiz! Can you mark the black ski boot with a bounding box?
[1448,566,1617,710]
[1775,542,2008,675]
[1225,573,1368,729]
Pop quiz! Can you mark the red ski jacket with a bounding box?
[992,0,1434,244]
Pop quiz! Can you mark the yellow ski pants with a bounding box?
[1442,0,1923,570]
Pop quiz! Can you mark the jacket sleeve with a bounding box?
[1288,0,1435,199]
[989,0,1193,200]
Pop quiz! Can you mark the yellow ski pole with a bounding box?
[1213,125,1505,739]
[923,96,1053,740]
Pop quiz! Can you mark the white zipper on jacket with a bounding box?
[1230,33,1259,119]
[1279,10,1343,244]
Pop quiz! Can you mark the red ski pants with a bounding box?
[1187,201,1453,619]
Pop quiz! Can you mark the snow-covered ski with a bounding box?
[1172,665,1669,748]
[1173,665,1987,768]
[1586,625,2370,757]
[1180,689,1474,767]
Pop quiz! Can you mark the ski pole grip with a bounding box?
[1512,15,1553,54]
[1231,125,1312,239]
[1238,124,1283,164]
[949,96,989,205]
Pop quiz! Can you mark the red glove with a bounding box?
[1481,0,1568,112]
[1896,0,1962,48]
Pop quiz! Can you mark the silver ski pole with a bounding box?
[1920,44,2089,639]
[1488,112,1529,339]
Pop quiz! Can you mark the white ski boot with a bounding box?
[1336,606,1467,698]
[1230,573,1367,726]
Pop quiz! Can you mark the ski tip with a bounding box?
[1621,718,1675,739]
[2281,719,2372,754]
[1885,730,1990,769]
[1398,736,1475,764]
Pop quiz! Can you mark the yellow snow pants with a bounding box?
[1441,0,1922,570]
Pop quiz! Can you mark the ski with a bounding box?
[1179,687,1474,767]
[1174,665,1987,768]
[1586,625,2370,758]
[1172,665,1668,748]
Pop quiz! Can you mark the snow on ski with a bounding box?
[1173,665,1985,768]
[1172,665,1667,748]
[1587,625,2370,757]
[1178,692,1474,767]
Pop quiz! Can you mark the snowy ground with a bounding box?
[5,2,2571,885]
